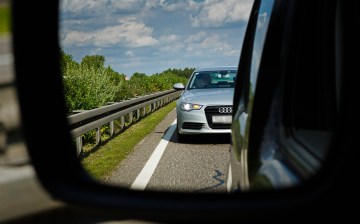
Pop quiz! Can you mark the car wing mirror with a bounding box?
[173,83,185,91]
[9,0,358,222]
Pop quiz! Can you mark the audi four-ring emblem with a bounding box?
[218,107,232,113]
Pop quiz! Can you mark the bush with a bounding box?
[60,50,191,145]
[62,63,118,112]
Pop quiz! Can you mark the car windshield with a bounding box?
[188,70,237,89]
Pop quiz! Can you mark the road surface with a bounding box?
[105,109,231,193]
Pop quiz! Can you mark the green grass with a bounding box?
[81,101,176,180]
[0,6,10,34]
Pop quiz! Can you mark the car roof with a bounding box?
[194,66,238,72]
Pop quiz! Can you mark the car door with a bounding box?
[228,0,343,192]
[228,0,277,192]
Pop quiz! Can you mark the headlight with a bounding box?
[181,102,203,111]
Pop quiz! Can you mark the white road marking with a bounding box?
[130,119,177,191]
[226,163,232,193]
[0,53,13,66]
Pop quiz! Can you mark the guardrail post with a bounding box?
[96,127,101,145]
[110,121,114,136]
[127,112,133,125]
[76,136,82,156]
[118,116,124,130]
[69,90,178,153]
[142,107,146,116]
[136,109,141,120]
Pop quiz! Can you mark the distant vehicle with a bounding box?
[173,66,237,141]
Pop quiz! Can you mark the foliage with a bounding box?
[163,67,195,79]
[60,50,191,145]
[81,55,105,70]
[62,58,118,112]
[0,6,10,34]
[61,50,191,111]
[126,70,188,97]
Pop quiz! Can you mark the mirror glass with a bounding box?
[59,0,253,192]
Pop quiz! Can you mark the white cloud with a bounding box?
[126,51,135,57]
[203,34,239,56]
[186,0,201,11]
[90,48,103,55]
[109,0,147,12]
[62,17,158,48]
[159,0,187,12]
[185,31,207,43]
[185,33,239,56]
[143,0,201,12]
[61,0,148,14]
[145,0,161,9]
[160,43,185,52]
[60,0,108,13]
[191,0,253,28]
[159,35,180,43]
[200,34,228,51]
[121,57,143,68]
[60,0,248,75]
[159,35,184,52]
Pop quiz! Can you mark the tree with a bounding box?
[60,50,79,74]
[81,55,105,70]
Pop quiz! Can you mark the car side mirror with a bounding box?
[173,83,185,91]
[9,0,358,223]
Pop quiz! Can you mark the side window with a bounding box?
[231,0,274,165]
[244,0,275,184]
[249,0,274,107]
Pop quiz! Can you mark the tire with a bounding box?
[177,126,186,143]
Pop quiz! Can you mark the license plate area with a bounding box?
[212,115,232,124]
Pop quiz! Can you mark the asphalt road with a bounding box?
[105,109,231,193]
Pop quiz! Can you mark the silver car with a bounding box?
[174,66,237,141]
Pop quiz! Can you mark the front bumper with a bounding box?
[176,106,232,134]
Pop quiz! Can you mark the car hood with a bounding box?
[180,88,234,105]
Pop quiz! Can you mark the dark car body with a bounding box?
[227,0,349,192]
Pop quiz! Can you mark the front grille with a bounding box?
[205,106,232,129]
[182,122,204,130]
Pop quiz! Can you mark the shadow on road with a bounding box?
[171,132,231,145]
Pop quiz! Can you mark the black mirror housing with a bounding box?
[10,0,358,222]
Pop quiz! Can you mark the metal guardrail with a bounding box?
[67,89,181,156]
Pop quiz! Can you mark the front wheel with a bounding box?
[176,128,185,143]
[177,126,187,143]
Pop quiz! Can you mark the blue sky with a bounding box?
[59,0,253,77]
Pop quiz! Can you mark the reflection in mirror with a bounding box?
[59,0,253,193]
